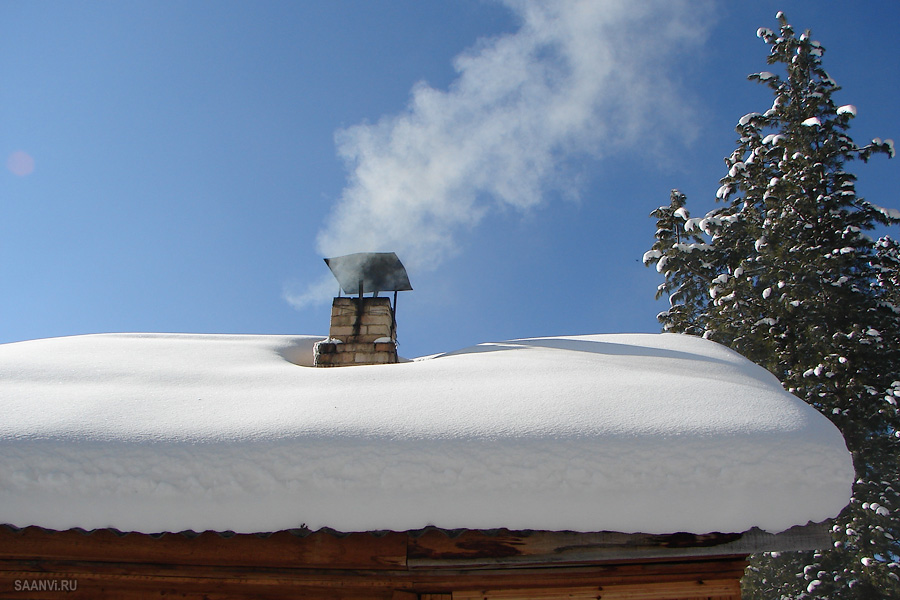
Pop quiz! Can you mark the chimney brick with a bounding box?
[314,297,398,367]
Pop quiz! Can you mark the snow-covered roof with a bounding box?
[0,332,852,535]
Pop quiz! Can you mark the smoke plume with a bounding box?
[287,0,706,308]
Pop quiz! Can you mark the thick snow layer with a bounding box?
[0,333,852,535]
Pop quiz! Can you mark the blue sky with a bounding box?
[2,1,898,359]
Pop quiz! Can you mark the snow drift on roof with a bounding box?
[0,333,852,535]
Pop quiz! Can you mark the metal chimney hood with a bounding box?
[324,252,413,297]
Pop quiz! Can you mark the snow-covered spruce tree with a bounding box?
[644,13,900,599]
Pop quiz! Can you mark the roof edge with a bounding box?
[0,522,831,568]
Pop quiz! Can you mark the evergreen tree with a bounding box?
[644,13,900,599]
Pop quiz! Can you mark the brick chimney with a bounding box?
[313,252,411,368]
[314,297,398,367]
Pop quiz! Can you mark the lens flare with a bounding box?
[7,151,35,176]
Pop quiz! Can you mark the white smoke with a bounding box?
[287,0,707,308]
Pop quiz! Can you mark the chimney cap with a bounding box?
[324,252,413,296]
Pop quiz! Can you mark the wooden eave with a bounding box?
[0,524,829,600]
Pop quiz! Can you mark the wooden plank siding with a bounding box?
[0,563,747,600]
[0,524,815,599]
[451,580,741,599]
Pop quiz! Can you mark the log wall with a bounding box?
[0,526,764,600]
